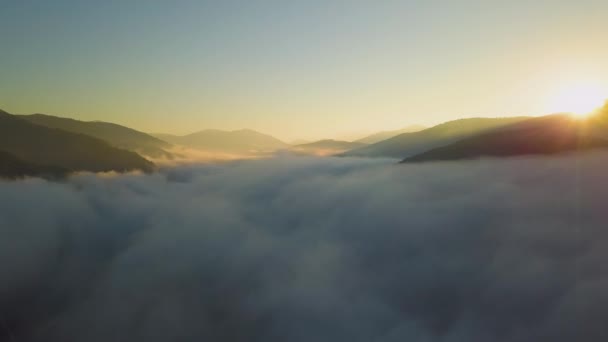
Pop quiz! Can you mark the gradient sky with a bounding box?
[2,0,608,140]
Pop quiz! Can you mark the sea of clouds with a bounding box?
[1,153,608,342]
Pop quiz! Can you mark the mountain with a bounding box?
[154,129,288,154]
[342,117,530,159]
[400,115,608,163]
[19,113,172,158]
[355,125,427,144]
[402,114,608,163]
[0,150,68,179]
[0,109,154,174]
[289,139,367,156]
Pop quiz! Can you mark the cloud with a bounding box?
[1,153,608,341]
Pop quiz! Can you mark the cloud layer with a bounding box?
[1,154,608,341]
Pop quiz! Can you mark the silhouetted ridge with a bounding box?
[0,110,154,174]
[355,125,427,144]
[19,113,172,158]
[402,114,608,163]
[343,117,530,158]
[154,129,287,154]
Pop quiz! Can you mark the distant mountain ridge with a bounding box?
[6,103,608,175]
[19,113,172,158]
[402,111,608,163]
[343,117,530,159]
[0,109,154,176]
[155,129,287,154]
[355,125,426,144]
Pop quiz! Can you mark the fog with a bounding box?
[1,153,608,341]
[148,145,265,166]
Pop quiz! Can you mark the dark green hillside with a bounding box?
[402,114,608,163]
[0,150,67,179]
[343,117,530,158]
[0,110,154,173]
[20,113,172,158]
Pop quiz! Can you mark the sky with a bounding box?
[1,0,608,141]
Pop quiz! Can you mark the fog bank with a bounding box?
[1,154,608,341]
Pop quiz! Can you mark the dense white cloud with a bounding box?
[1,153,608,341]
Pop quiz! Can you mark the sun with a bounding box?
[547,81,608,117]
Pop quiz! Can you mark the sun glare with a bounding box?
[547,81,608,117]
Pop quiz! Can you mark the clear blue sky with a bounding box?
[1,0,608,140]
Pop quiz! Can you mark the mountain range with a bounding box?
[154,129,288,154]
[402,111,608,163]
[342,117,530,158]
[19,113,172,158]
[355,125,427,144]
[0,109,154,178]
[4,104,608,179]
